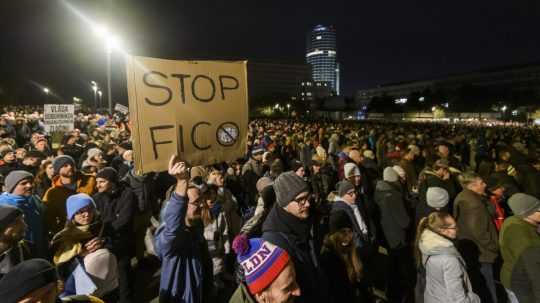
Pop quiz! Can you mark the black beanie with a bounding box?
[0,259,58,302]
[0,205,23,232]
[52,155,76,176]
[329,210,353,233]
[96,167,118,183]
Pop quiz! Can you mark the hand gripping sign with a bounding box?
[126,56,248,173]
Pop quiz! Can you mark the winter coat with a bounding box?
[320,247,362,303]
[400,158,418,193]
[203,210,230,276]
[228,283,257,303]
[0,193,48,258]
[331,199,376,249]
[155,192,213,303]
[499,216,540,303]
[419,229,481,303]
[488,171,521,197]
[374,181,410,249]
[453,189,499,264]
[262,205,329,303]
[42,174,96,236]
[0,240,32,279]
[92,184,137,257]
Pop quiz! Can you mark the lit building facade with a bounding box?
[306,25,340,95]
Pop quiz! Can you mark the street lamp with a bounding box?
[93,24,122,115]
[97,90,103,109]
[91,81,98,111]
[287,103,291,117]
[43,87,50,103]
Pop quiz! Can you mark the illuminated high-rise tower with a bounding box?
[306,25,339,95]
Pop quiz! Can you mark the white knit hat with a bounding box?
[392,165,406,179]
[426,187,449,209]
[344,163,361,179]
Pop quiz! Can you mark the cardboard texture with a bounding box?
[126,55,248,173]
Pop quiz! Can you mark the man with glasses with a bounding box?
[262,171,329,303]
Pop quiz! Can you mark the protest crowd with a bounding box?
[0,105,539,303]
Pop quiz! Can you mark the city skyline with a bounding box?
[1,1,539,104]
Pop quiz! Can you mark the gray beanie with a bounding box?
[508,193,540,218]
[5,170,34,193]
[52,155,75,176]
[383,167,399,183]
[273,171,309,207]
[337,180,356,198]
[426,187,449,209]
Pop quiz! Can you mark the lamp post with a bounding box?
[94,25,121,115]
[43,87,50,103]
[91,81,98,111]
[287,103,291,117]
[98,90,103,109]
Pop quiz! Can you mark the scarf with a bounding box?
[51,218,104,265]
[274,205,311,243]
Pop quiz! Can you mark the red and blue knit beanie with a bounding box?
[232,234,290,294]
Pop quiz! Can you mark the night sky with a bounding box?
[1,0,539,105]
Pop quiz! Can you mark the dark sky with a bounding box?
[1,0,539,104]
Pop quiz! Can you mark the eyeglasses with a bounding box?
[294,195,310,206]
[442,226,457,230]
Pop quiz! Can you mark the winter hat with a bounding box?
[0,259,58,302]
[290,159,303,173]
[52,155,76,176]
[383,167,399,183]
[256,177,274,194]
[508,193,540,219]
[232,235,290,295]
[24,150,44,160]
[0,205,23,231]
[4,170,33,193]
[363,150,375,160]
[344,163,361,179]
[0,145,14,158]
[66,193,95,220]
[87,147,102,159]
[426,187,449,209]
[273,171,309,207]
[252,145,265,155]
[337,180,356,198]
[96,167,118,184]
[392,165,406,179]
[330,210,353,233]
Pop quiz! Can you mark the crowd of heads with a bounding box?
[0,105,539,303]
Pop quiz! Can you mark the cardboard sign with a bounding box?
[43,104,74,132]
[114,103,129,115]
[126,55,248,173]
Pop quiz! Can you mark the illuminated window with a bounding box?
[316,36,322,40]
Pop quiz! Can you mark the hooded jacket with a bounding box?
[42,173,96,236]
[0,193,47,258]
[374,180,410,249]
[262,205,329,303]
[419,229,480,303]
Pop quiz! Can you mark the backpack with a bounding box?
[414,256,431,303]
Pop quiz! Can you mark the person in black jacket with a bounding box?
[321,210,365,303]
[93,167,137,303]
[262,171,329,303]
[375,167,413,302]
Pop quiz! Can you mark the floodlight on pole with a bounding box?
[43,87,50,94]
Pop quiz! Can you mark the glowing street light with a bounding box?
[91,81,98,111]
[43,87,50,94]
[501,105,508,112]
[97,90,103,108]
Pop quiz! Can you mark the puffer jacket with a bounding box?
[419,229,480,303]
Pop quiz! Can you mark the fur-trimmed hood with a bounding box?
[419,229,459,259]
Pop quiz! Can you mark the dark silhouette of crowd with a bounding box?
[0,105,539,303]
